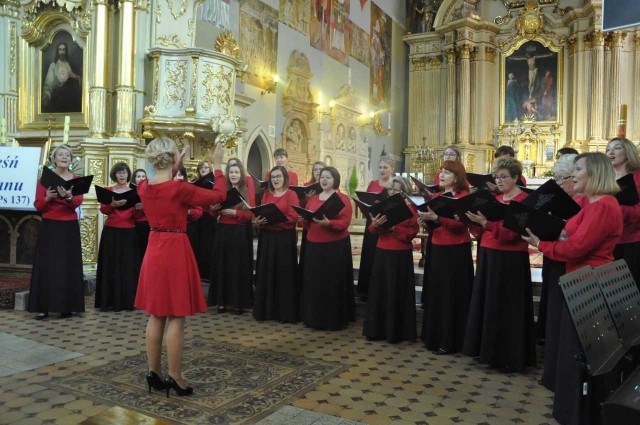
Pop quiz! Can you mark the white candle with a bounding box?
[63,115,70,143]
[0,118,6,145]
[348,68,352,86]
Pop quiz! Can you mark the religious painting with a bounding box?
[310,0,331,52]
[349,21,369,66]
[280,0,309,35]
[40,30,83,114]
[370,2,392,107]
[327,0,350,64]
[239,0,279,89]
[501,39,562,125]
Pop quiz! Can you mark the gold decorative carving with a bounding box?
[9,22,16,79]
[188,18,195,38]
[485,47,496,63]
[214,30,240,59]
[608,31,626,49]
[567,37,577,55]
[156,34,187,48]
[191,58,199,108]
[412,57,426,72]
[470,46,479,62]
[445,48,456,63]
[465,153,475,172]
[427,56,442,70]
[165,0,187,20]
[112,158,130,168]
[282,51,317,122]
[164,60,188,109]
[591,30,605,47]
[515,0,544,40]
[635,35,640,49]
[458,44,471,60]
[88,158,105,186]
[201,63,233,112]
[80,214,98,264]
[153,58,159,104]
[154,0,162,23]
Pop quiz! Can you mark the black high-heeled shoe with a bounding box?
[164,376,193,398]
[146,371,165,393]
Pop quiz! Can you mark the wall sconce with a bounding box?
[318,100,335,133]
[359,111,376,128]
[261,74,280,95]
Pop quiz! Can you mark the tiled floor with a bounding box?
[0,296,556,425]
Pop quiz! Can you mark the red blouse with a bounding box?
[538,195,623,272]
[99,187,139,229]
[618,170,640,244]
[260,189,299,231]
[475,191,529,252]
[34,179,83,221]
[430,190,471,246]
[301,191,352,243]
[369,203,419,250]
[217,186,254,225]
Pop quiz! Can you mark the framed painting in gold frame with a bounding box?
[18,10,91,131]
[500,37,563,125]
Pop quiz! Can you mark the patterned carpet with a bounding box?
[0,278,29,309]
[49,338,347,424]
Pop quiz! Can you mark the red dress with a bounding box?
[134,171,226,316]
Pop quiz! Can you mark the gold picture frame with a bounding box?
[19,9,91,131]
[500,37,563,125]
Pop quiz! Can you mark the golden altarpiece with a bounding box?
[404,0,640,181]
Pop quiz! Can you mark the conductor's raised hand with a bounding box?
[465,210,487,227]
[370,213,388,228]
[207,143,225,170]
[313,215,330,227]
[110,197,127,208]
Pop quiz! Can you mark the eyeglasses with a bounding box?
[493,174,512,181]
[553,175,570,183]
[271,175,283,180]
[443,152,457,157]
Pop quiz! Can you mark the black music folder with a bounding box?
[40,166,93,196]
[129,181,138,190]
[355,190,388,204]
[355,193,413,229]
[193,172,215,189]
[466,173,494,189]
[95,185,140,209]
[616,173,639,206]
[219,187,248,210]
[410,176,440,193]
[290,183,321,201]
[250,203,288,225]
[521,178,582,219]
[454,189,507,222]
[419,194,457,219]
[293,191,345,221]
[249,174,269,190]
[503,201,566,241]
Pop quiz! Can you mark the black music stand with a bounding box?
[559,266,626,376]
[594,260,640,349]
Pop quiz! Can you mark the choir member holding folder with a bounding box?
[174,166,204,257]
[357,156,395,301]
[363,177,419,343]
[419,161,473,355]
[253,166,300,323]
[131,169,150,259]
[462,158,536,373]
[95,162,141,311]
[297,161,326,288]
[227,158,255,272]
[522,152,622,425]
[606,137,640,289]
[299,167,355,330]
[29,144,89,320]
[192,160,217,280]
[207,161,254,314]
[134,139,227,397]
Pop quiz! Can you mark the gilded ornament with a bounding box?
[458,44,471,60]
[9,22,16,79]
[182,131,195,142]
[185,106,196,117]
[201,63,232,112]
[80,214,98,264]
[485,47,496,63]
[214,30,240,59]
[188,18,195,38]
[445,48,456,63]
[191,58,199,105]
[515,0,544,40]
[88,158,105,186]
[113,158,130,167]
[428,56,442,69]
[165,0,187,20]
[156,34,187,48]
[465,154,475,172]
[411,57,426,72]
[164,60,188,109]
[153,58,159,104]
[144,104,156,116]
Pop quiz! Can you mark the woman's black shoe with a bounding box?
[35,313,48,320]
[164,376,193,398]
[146,371,165,393]
[432,348,451,355]
[217,306,226,313]
[60,313,72,319]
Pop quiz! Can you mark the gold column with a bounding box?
[603,36,612,138]
[589,30,605,141]
[115,0,136,137]
[425,56,441,147]
[445,48,456,145]
[607,31,626,139]
[408,57,427,149]
[89,0,109,138]
[457,44,471,145]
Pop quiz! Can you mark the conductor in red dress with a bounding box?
[134,138,226,397]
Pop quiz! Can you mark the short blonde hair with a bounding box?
[146,137,178,170]
[575,152,620,196]
[49,144,73,165]
[607,137,640,173]
[379,155,396,170]
[492,157,522,178]
[443,145,462,161]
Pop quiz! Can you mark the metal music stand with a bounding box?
[594,260,640,349]
[559,266,626,376]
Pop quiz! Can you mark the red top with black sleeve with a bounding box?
[474,191,529,252]
[34,179,83,221]
[618,170,640,244]
[369,204,419,250]
[260,189,299,231]
[99,187,139,229]
[538,195,623,272]
[300,191,352,243]
[430,190,471,246]
[216,185,254,225]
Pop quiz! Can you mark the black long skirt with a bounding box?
[540,257,566,390]
[301,237,356,330]
[208,223,253,309]
[614,241,640,291]
[253,228,299,323]
[28,219,85,314]
[95,226,140,310]
[135,220,150,260]
[356,221,378,297]
[363,248,417,343]
[420,232,433,304]
[462,247,536,371]
[422,242,473,353]
[195,213,217,279]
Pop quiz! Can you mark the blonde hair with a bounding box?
[575,152,620,196]
[492,157,523,178]
[379,155,396,170]
[145,137,178,170]
[607,137,640,173]
[49,144,73,166]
